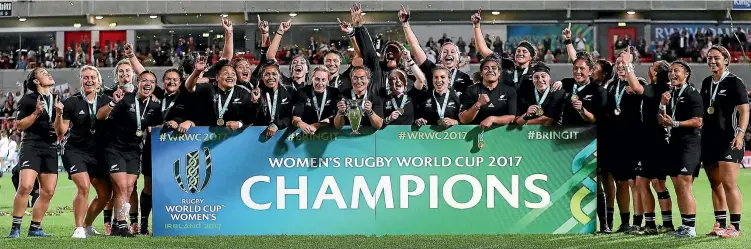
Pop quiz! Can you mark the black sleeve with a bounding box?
[273,89,293,130]
[642,84,654,99]
[688,90,704,119]
[731,77,749,106]
[460,88,477,112]
[418,60,436,90]
[15,95,36,120]
[149,104,164,126]
[62,98,76,121]
[506,86,517,116]
[546,91,566,121]
[355,26,379,74]
[251,47,269,85]
[450,95,462,120]
[292,90,305,118]
[371,95,384,119]
[457,73,472,93]
[593,88,608,121]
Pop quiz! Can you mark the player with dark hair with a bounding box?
[558,51,607,126]
[292,66,340,134]
[8,68,60,238]
[515,62,566,126]
[334,66,385,130]
[458,55,517,128]
[256,62,295,137]
[658,61,703,238]
[96,71,163,237]
[701,45,747,238]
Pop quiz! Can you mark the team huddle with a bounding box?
[6,4,746,239]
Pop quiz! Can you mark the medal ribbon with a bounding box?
[433,91,450,119]
[615,81,627,109]
[449,68,459,88]
[82,92,97,128]
[311,88,328,121]
[217,87,235,119]
[135,96,151,133]
[709,71,730,108]
[266,89,279,122]
[391,94,407,113]
[162,93,179,117]
[41,94,53,122]
[535,86,550,107]
[671,83,688,120]
[351,90,367,110]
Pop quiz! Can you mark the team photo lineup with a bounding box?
[0,1,748,246]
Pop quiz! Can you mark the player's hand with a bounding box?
[54,96,63,116]
[401,47,412,64]
[194,56,207,73]
[221,16,233,33]
[363,101,373,113]
[552,81,562,91]
[124,43,135,58]
[165,120,178,129]
[479,116,494,129]
[398,4,410,23]
[337,100,347,114]
[562,23,572,41]
[388,110,401,121]
[226,121,241,131]
[477,94,490,106]
[527,105,538,116]
[278,19,292,33]
[177,121,193,133]
[257,15,269,34]
[732,133,745,150]
[112,89,124,103]
[415,118,427,126]
[265,124,278,137]
[441,118,458,127]
[351,3,363,27]
[471,8,482,25]
[572,100,583,111]
[338,19,353,34]
[661,92,671,105]
[299,122,314,135]
[251,89,261,103]
[621,46,634,64]
[34,95,44,115]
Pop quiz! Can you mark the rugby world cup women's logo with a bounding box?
[174,147,213,194]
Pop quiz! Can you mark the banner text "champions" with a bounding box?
[240,175,549,210]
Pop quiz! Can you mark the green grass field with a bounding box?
[0,171,750,249]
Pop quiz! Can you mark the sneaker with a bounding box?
[84,226,101,236]
[28,229,52,237]
[656,225,675,234]
[707,222,724,236]
[7,227,20,238]
[129,223,139,235]
[615,224,630,233]
[674,225,697,238]
[139,227,150,236]
[103,222,112,236]
[719,225,740,238]
[642,227,659,235]
[625,225,643,235]
[112,226,134,238]
[71,227,86,239]
[597,227,613,234]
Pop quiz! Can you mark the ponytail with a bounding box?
[23,68,41,94]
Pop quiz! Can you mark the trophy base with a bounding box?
[350,130,361,135]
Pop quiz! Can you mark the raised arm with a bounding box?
[471,9,493,58]
[124,44,145,75]
[185,57,208,93]
[398,5,427,65]
[562,23,577,62]
[53,96,70,138]
[402,48,426,90]
[97,90,123,120]
[267,18,292,61]
[220,16,234,60]
[622,47,644,95]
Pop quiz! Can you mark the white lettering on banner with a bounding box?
[654,26,751,40]
[0,3,11,11]
[164,199,224,221]
[240,175,551,210]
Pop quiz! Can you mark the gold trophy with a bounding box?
[347,99,363,134]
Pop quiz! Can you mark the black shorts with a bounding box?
[141,133,152,177]
[601,132,640,181]
[18,143,58,174]
[638,135,669,180]
[104,147,141,175]
[667,135,702,177]
[62,147,109,179]
[702,132,744,164]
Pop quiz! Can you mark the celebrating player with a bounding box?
[458,55,517,127]
[256,62,295,137]
[292,66,340,134]
[7,68,59,238]
[659,61,703,238]
[334,66,385,130]
[515,62,566,126]
[186,57,256,130]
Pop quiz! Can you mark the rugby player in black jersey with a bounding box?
[96,71,163,237]
[55,66,112,238]
[8,68,60,238]
[459,55,517,128]
[292,67,340,134]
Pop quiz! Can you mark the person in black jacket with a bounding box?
[256,62,295,137]
[292,66,340,134]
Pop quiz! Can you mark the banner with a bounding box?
[733,0,751,10]
[152,125,598,236]
[652,24,751,41]
[507,24,594,52]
